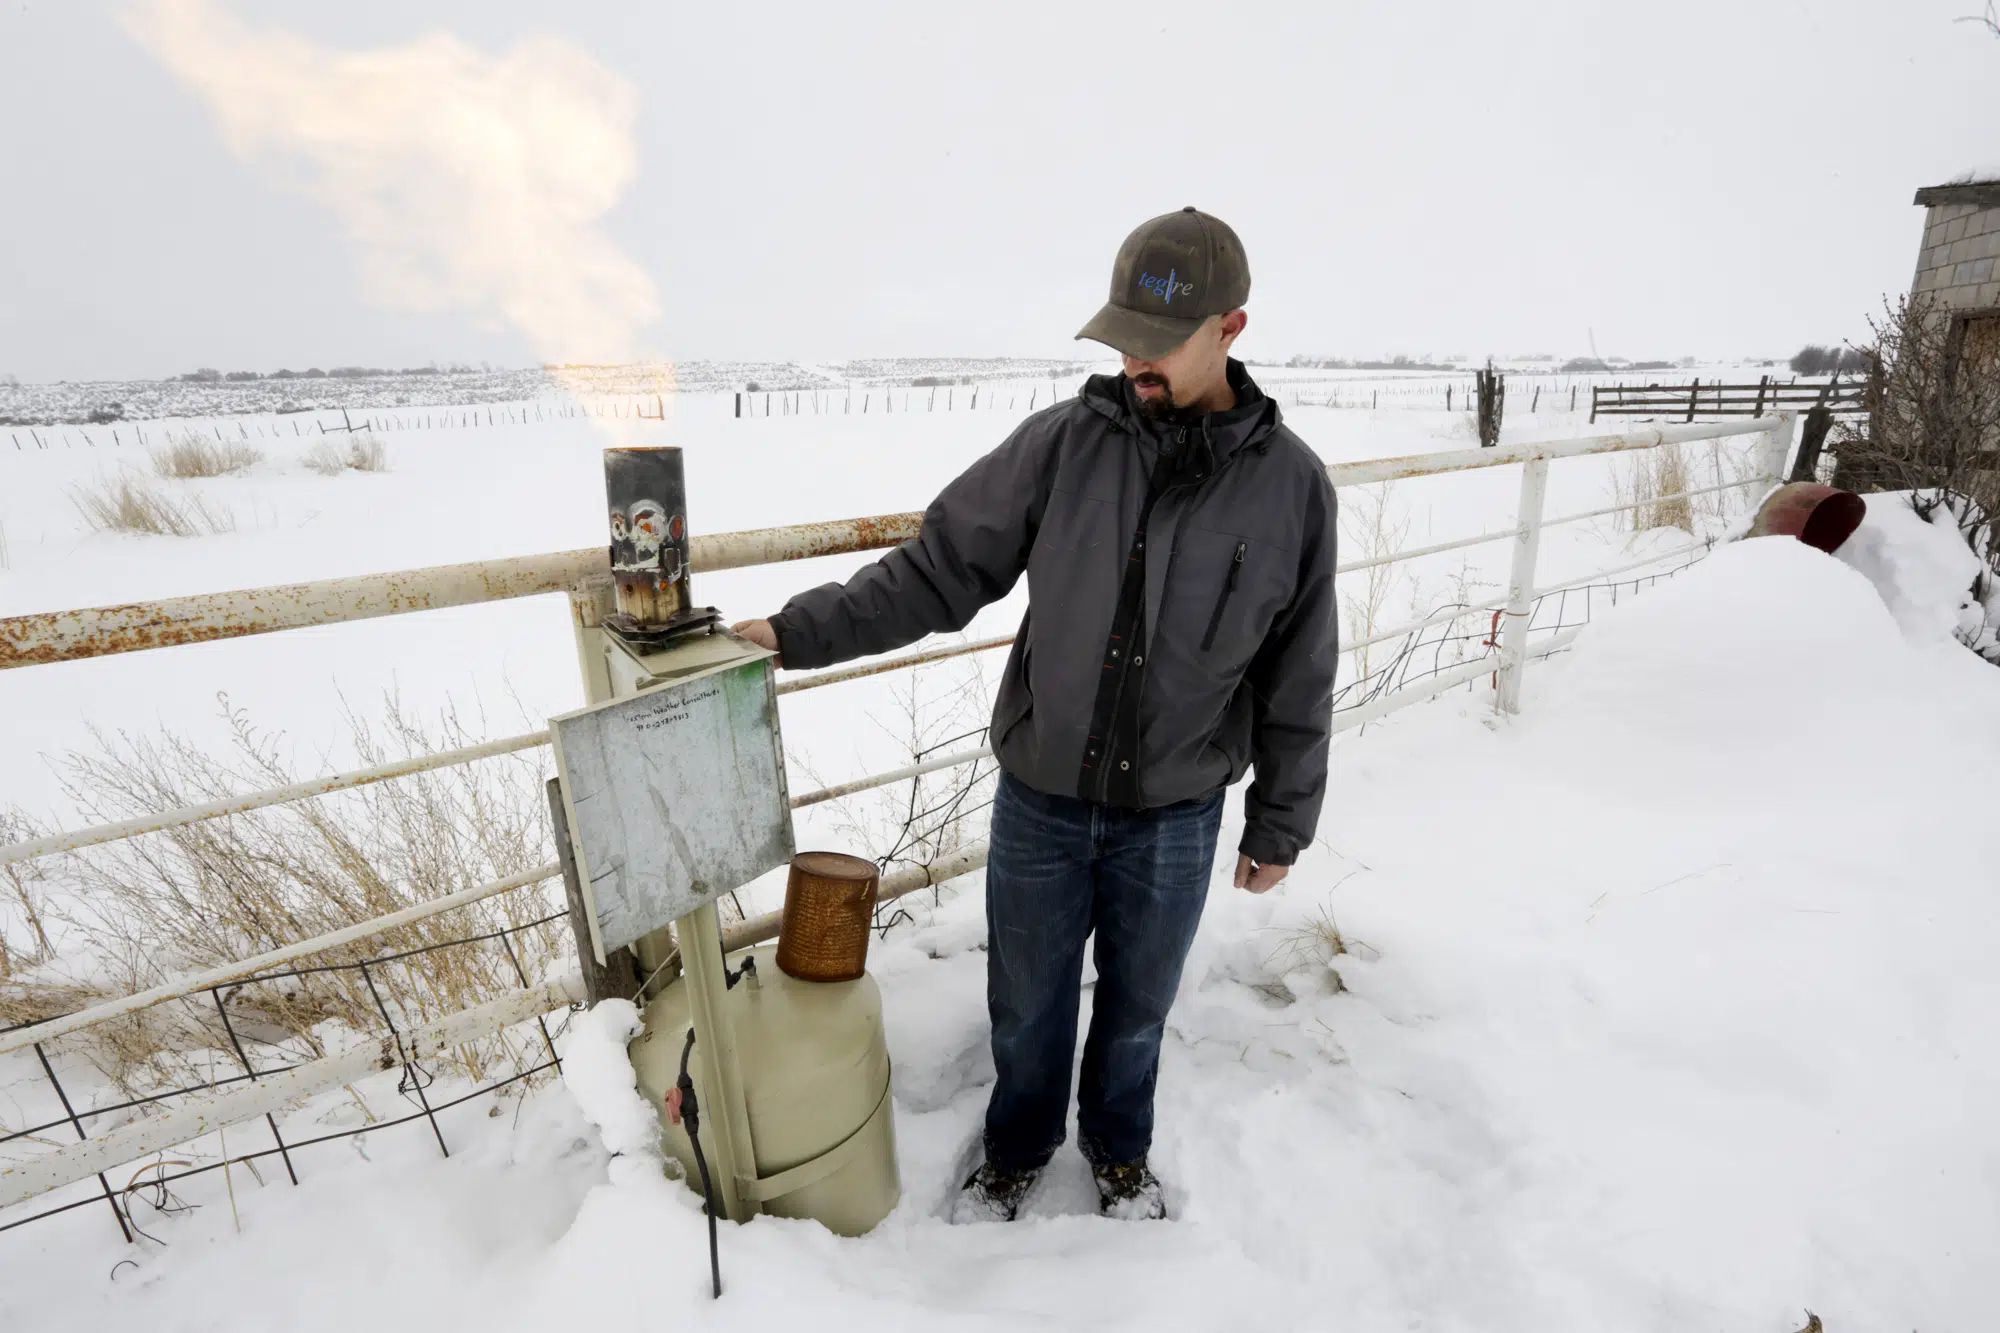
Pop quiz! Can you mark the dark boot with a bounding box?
[1090,1157,1166,1220]
[950,1161,1041,1223]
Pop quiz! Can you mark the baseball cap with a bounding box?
[1076,207,1251,361]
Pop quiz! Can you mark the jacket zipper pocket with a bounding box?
[1201,542,1247,651]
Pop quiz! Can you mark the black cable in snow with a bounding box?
[676,1027,723,1299]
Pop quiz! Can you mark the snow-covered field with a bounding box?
[1,357,1789,430]
[3,388,1997,1331]
[0,357,1105,426]
[0,391,1729,822]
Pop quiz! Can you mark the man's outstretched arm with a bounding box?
[738,417,1060,670]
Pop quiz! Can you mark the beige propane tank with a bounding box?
[628,943,899,1236]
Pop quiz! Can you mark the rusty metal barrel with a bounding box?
[775,852,880,983]
[1747,482,1867,554]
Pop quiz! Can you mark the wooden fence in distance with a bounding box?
[1591,377,1866,423]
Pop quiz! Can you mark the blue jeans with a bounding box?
[982,771,1225,1171]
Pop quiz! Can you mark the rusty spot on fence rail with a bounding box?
[692,512,925,572]
[0,513,925,670]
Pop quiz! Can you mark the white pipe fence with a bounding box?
[0,412,1795,1230]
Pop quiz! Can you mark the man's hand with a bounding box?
[731,618,781,665]
[1234,854,1289,894]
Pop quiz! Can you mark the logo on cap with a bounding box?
[1139,269,1195,305]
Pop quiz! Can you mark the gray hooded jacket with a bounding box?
[769,362,1338,865]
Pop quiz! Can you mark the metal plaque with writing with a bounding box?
[549,656,793,961]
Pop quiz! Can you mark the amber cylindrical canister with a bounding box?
[775,852,881,982]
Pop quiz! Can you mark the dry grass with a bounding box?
[305,434,390,476]
[1612,443,1696,534]
[151,433,262,479]
[0,977,104,1031]
[7,698,568,1097]
[71,473,235,537]
[1268,901,1379,995]
[1699,440,1760,521]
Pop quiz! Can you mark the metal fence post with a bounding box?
[1495,458,1550,715]
[358,962,449,1159]
[676,901,757,1223]
[32,1042,133,1243]
[1756,412,1797,498]
[211,989,299,1186]
[567,580,618,708]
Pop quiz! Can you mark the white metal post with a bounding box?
[677,901,759,1223]
[567,580,618,709]
[1495,458,1550,714]
[568,543,758,1219]
[1756,412,1797,497]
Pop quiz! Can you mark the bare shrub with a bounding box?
[303,434,389,475]
[302,440,347,475]
[1337,483,1412,680]
[151,433,262,478]
[1405,558,1500,673]
[1831,292,2000,519]
[0,811,56,982]
[1909,489,2000,664]
[796,655,998,900]
[71,473,235,537]
[345,433,389,472]
[17,698,566,1097]
[1827,293,2000,664]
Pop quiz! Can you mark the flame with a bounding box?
[124,0,664,381]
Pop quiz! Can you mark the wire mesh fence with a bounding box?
[0,905,575,1244]
[866,725,1000,938]
[1329,545,1712,716]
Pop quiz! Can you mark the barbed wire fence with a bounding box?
[3,399,671,452]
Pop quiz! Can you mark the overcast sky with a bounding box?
[3,0,1997,383]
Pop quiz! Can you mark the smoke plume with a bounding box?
[124,0,662,369]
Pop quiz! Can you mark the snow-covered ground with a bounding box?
[4,389,1996,1330]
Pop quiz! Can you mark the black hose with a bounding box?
[676,1027,722,1300]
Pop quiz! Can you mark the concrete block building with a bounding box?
[1913,178,2000,362]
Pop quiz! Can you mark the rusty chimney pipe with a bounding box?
[603,446,714,643]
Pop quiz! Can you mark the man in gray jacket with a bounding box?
[735,208,1337,1222]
